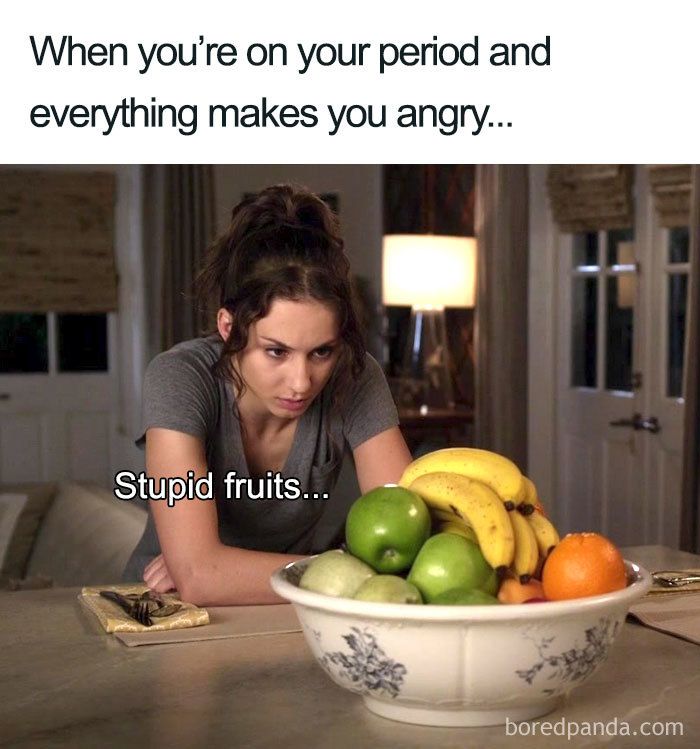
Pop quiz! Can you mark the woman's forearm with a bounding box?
[175,544,306,606]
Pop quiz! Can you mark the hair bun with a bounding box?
[196,183,347,312]
[294,199,327,229]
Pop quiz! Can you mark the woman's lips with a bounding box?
[277,397,307,412]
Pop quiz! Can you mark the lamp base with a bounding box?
[397,308,455,411]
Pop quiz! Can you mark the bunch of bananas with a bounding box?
[399,448,560,584]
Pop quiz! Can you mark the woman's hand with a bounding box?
[143,554,177,593]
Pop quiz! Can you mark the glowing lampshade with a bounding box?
[382,234,476,309]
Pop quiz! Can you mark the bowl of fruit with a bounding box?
[270,448,652,728]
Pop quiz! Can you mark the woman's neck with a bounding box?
[236,390,296,440]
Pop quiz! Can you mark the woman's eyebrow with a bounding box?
[260,336,338,349]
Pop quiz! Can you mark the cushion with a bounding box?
[0,483,58,579]
[26,482,148,587]
[0,494,28,567]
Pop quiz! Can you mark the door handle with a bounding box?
[609,413,661,433]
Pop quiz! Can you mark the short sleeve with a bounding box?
[342,354,400,450]
[135,346,218,449]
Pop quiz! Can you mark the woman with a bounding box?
[123,184,413,605]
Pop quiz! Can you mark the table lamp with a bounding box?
[382,234,476,411]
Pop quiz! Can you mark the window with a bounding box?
[0,313,108,374]
[570,229,636,392]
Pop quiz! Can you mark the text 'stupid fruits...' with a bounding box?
[345,485,431,574]
[407,532,498,602]
[299,550,375,598]
[542,532,627,601]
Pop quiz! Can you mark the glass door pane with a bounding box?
[571,276,598,388]
[667,274,687,398]
[606,276,635,391]
[57,314,108,372]
[669,227,689,264]
[606,228,634,265]
[0,314,48,373]
[573,232,598,267]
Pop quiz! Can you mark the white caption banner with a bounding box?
[1,0,699,163]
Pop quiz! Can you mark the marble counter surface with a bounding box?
[1,545,699,748]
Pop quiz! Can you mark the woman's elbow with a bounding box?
[177,580,207,606]
[160,554,213,606]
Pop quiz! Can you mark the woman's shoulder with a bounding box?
[337,351,398,449]
[138,335,223,445]
[145,335,223,388]
[354,352,387,390]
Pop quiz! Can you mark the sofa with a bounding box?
[0,482,148,590]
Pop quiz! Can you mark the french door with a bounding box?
[555,166,688,547]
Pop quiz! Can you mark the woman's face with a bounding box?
[234,297,341,419]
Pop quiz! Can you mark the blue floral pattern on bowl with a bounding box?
[318,626,407,698]
[516,616,620,695]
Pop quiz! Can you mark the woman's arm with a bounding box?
[145,427,304,606]
[352,426,413,494]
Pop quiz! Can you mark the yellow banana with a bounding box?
[522,476,538,510]
[431,507,472,527]
[438,520,479,545]
[508,509,539,582]
[408,472,514,570]
[523,508,560,558]
[431,508,478,543]
[400,448,526,507]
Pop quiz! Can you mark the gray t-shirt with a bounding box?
[122,335,399,581]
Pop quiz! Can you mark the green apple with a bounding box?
[407,532,498,603]
[299,550,375,598]
[353,575,423,604]
[345,485,431,574]
[431,587,500,605]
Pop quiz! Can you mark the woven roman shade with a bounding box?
[648,165,692,228]
[546,165,634,232]
[0,170,117,313]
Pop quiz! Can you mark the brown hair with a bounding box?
[195,183,366,428]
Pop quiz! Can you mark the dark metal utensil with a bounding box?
[99,590,183,625]
[133,600,153,627]
[651,571,700,588]
[150,603,182,618]
[99,591,153,626]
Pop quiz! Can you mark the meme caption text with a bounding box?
[114,470,329,504]
[29,35,551,137]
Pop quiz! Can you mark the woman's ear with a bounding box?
[216,307,234,342]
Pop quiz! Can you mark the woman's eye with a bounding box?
[266,348,287,359]
[313,347,334,359]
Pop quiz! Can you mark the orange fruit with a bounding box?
[542,532,627,601]
[497,577,545,604]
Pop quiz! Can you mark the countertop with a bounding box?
[1,545,699,748]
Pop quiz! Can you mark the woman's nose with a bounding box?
[289,357,312,394]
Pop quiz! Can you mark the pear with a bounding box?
[299,550,375,598]
[353,575,423,604]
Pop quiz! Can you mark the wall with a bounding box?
[213,165,384,358]
[527,165,558,511]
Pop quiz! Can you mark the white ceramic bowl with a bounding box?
[270,558,651,727]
